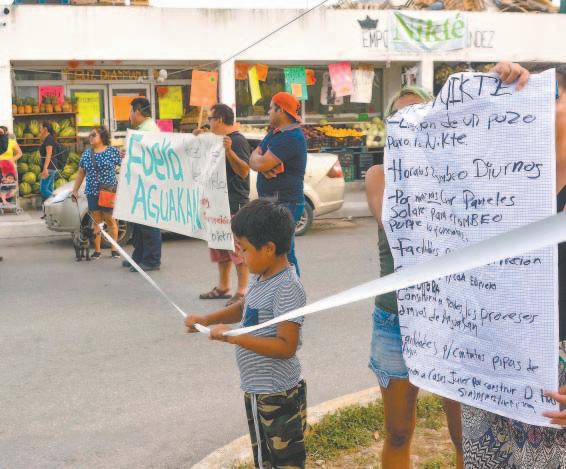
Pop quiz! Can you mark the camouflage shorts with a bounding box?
[244,380,307,469]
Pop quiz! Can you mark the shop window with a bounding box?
[14,86,39,102]
[14,69,62,81]
[154,85,189,132]
[235,65,383,125]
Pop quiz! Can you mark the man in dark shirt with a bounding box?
[199,104,251,305]
[250,92,307,276]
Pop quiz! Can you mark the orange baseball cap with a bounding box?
[272,92,302,123]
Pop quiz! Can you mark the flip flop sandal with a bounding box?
[225,293,245,306]
[199,287,231,300]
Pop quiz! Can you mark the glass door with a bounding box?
[109,84,151,136]
[70,85,108,136]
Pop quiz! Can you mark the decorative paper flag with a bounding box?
[235,63,251,80]
[156,119,174,132]
[284,67,308,101]
[75,91,101,127]
[256,64,269,82]
[38,86,65,106]
[320,71,343,106]
[113,95,144,121]
[190,70,218,107]
[158,86,183,119]
[248,66,262,105]
[351,67,375,103]
[306,69,316,86]
[328,62,353,98]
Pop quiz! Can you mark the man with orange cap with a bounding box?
[250,92,307,276]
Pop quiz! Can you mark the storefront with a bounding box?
[1,5,566,205]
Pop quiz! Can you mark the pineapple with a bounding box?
[45,96,54,114]
[17,98,25,115]
[11,97,18,115]
[62,96,72,113]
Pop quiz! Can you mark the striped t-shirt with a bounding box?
[235,266,306,394]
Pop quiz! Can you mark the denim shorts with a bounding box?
[368,306,409,389]
[87,194,113,213]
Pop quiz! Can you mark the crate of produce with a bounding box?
[335,150,355,167]
[342,164,356,183]
[355,152,379,180]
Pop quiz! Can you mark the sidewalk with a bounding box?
[0,209,65,240]
[0,183,370,240]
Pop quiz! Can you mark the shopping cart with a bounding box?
[0,159,24,215]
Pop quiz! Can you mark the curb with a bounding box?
[191,386,381,469]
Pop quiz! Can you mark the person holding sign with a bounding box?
[123,98,163,272]
[366,85,465,469]
[250,92,307,276]
[199,104,251,305]
[460,65,566,468]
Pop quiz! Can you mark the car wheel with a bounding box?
[295,202,313,237]
[83,215,133,248]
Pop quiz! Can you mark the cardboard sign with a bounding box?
[38,86,65,106]
[328,62,353,98]
[75,91,101,127]
[284,67,308,101]
[190,70,218,107]
[156,119,174,132]
[158,86,184,120]
[112,95,143,121]
[248,66,262,105]
[114,131,233,250]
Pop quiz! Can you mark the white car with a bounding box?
[44,151,345,243]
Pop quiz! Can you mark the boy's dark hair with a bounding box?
[211,103,235,125]
[94,126,111,146]
[231,200,294,256]
[0,126,8,133]
[5,173,15,179]
[131,97,152,117]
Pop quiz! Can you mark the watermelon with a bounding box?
[17,162,29,175]
[59,119,71,130]
[29,120,41,137]
[32,182,40,193]
[31,152,41,166]
[67,152,80,164]
[62,165,75,179]
[69,172,78,181]
[59,127,76,138]
[54,178,68,189]
[22,172,36,184]
[30,164,41,176]
[19,182,32,196]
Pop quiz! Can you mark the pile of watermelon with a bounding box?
[16,150,81,196]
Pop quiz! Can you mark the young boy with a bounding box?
[185,199,307,469]
[0,173,17,204]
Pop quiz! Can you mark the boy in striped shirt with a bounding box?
[186,200,307,468]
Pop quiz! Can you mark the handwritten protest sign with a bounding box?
[383,70,557,426]
[114,131,234,250]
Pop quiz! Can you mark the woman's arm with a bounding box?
[12,141,23,162]
[42,145,53,179]
[71,167,86,200]
[365,164,385,226]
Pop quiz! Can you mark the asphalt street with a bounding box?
[0,218,379,469]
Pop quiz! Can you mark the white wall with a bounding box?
[1,6,566,128]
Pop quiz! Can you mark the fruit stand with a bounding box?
[12,96,81,201]
[239,117,386,182]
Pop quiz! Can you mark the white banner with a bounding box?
[389,12,468,52]
[384,70,557,426]
[114,131,234,250]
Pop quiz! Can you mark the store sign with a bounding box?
[64,69,146,81]
[38,86,64,105]
[389,12,468,52]
[114,131,233,250]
